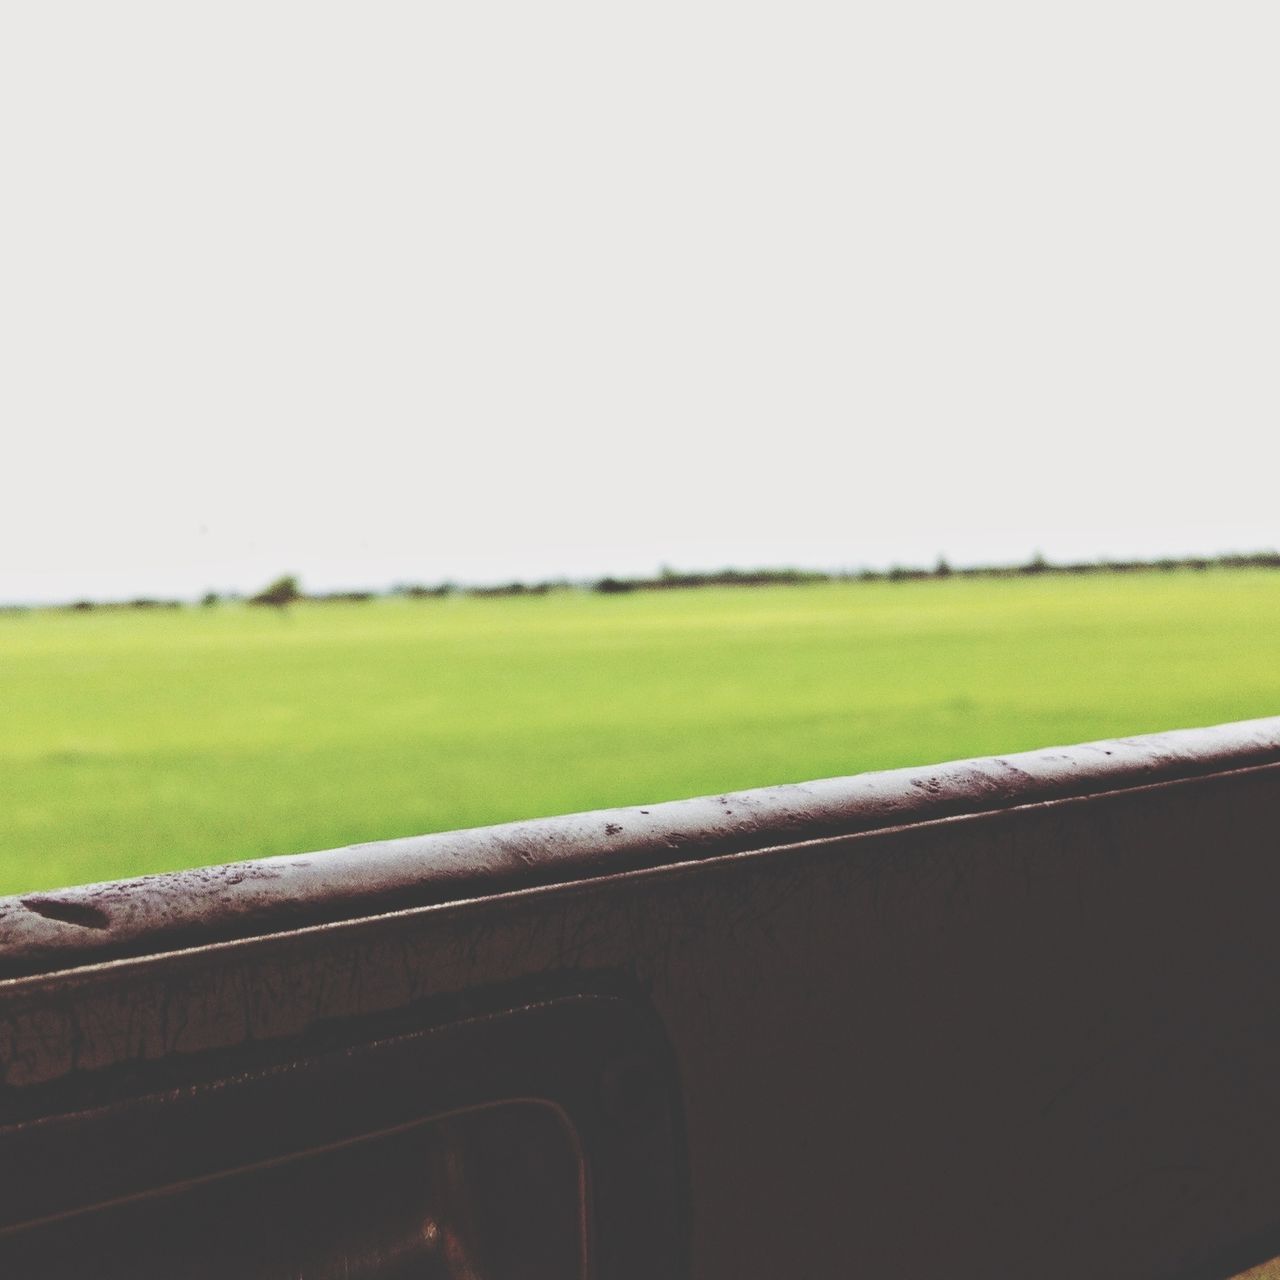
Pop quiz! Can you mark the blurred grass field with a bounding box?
[2,570,1279,896]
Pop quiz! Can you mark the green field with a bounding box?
[2,570,1279,896]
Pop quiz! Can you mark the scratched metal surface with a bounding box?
[2,716,1279,977]
[2,718,1280,1278]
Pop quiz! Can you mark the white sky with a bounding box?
[2,2,1277,603]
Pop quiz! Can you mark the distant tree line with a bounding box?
[13,550,1280,613]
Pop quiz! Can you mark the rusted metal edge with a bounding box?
[1,716,1278,980]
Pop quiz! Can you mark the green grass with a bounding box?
[2,571,1278,896]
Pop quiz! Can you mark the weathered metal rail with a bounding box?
[2,717,1279,1277]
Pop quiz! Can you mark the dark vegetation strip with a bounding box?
[7,551,1280,614]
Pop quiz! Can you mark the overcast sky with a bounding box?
[2,2,1277,603]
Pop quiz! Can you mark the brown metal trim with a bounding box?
[1,732,1278,1276]
[2,716,1279,978]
